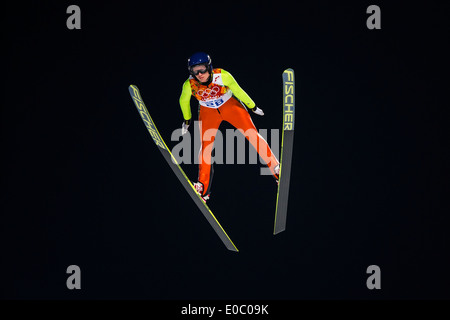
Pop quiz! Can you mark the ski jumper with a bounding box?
[179,68,279,197]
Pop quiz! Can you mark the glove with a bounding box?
[252,106,264,116]
[181,120,190,135]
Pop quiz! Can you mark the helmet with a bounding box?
[188,52,212,75]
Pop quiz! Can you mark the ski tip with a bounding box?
[283,68,294,74]
[128,85,142,100]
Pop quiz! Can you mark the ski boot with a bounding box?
[274,164,280,185]
[193,182,210,202]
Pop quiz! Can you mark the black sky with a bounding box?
[2,1,450,300]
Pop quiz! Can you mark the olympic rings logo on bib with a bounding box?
[198,90,233,108]
[189,70,233,108]
[197,86,221,99]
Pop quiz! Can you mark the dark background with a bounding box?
[1,1,449,300]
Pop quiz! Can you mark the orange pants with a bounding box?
[198,97,279,196]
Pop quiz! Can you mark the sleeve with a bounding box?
[221,69,256,109]
[179,79,192,121]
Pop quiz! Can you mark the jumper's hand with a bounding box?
[252,106,264,116]
[181,121,190,135]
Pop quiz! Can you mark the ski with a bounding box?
[274,69,295,235]
[128,85,238,252]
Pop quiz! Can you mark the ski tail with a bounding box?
[274,69,295,235]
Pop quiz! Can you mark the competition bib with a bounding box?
[189,69,233,109]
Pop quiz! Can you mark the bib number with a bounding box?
[205,98,224,108]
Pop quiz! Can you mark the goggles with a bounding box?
[191,66,209,76]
